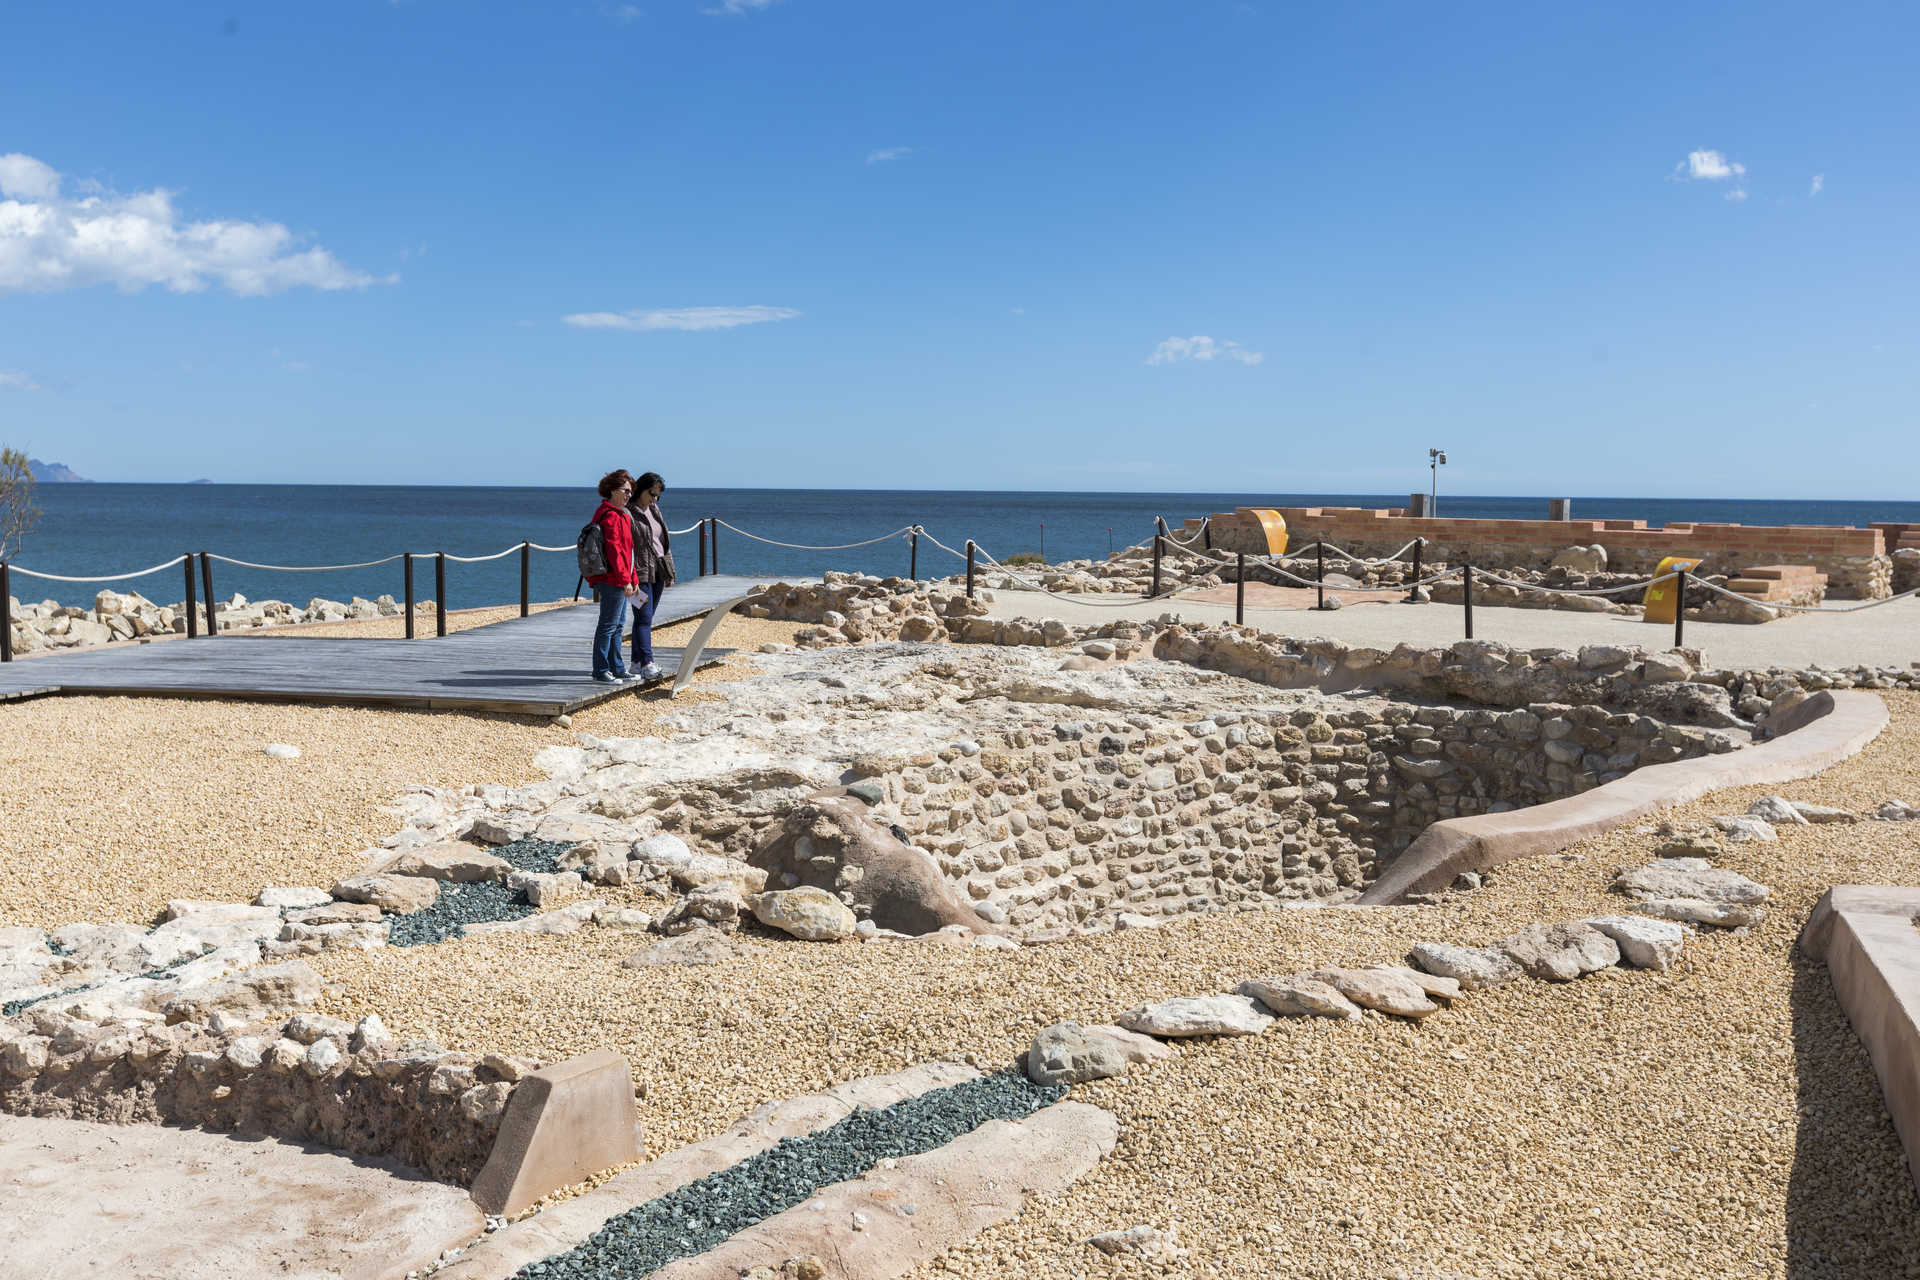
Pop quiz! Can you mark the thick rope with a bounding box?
[1686,575,1920,615]
[713,518,913,552]
[8,555,190,583]
[207,553,409,573]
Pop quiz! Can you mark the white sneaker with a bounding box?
[592,672,621,684]
[638,663,665,682]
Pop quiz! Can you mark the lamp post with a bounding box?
[1429,448,1448,517]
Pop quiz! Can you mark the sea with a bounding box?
[11,485,1920,609]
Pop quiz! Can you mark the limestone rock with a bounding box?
[1584,915,1687,970]
[1551,544,1608,573]
[1088,1225,1183,1259]
[331,874,440,914]
[622,932,739,967]
[1026,1022,1130,1086]
[1876,801,1920,821]
[1499,922,1620,981]
[464,901,601,937]
[1631,898,1766,928]
[1407,942,1521,991]
[1790,801,1858,824]
[631,836,768,893]
[161,961,323,1025]
[1234,975,1362,1021]
[379,843,510,883]
[1118,994,1274,1038]
[747,887,857,942]
[1711,816,1778,844]
[282,1013,353,1045]
[1747,796,1809,825]
[254,886,332,910]
[506,870,584,908]
[1654,829,1728,859]
[659,882,744,935]
[1610,860,1769,906]
[1306,967,1442,1019]
[749,792,995,937]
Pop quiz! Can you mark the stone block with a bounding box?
[469,1048,645,1217]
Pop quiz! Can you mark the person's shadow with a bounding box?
[1788,944,1920,1276]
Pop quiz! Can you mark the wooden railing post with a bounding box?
[1152,535,1163,598]
[1235,553,1245,625]
[1316,541,1326,610]
[966,540,976,599]
[1408,538,1423,602]
[710,518,719,574]
[182,554,199,640]
[403,554,415,639]
[698,520,708,577]
[520,542,531,618]
[435,553,447,638]
[1,561,12,663]
[200,552,216,637]
[1463,562,1475,639]
[909,528,918,580]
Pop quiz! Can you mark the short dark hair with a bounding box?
[597,469,634,498]
[636,472,665,494]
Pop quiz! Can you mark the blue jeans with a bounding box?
[592,587,629,677]
[630,580,662,667]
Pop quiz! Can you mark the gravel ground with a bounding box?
[304,692,1920,1279]
[0,611,792,931]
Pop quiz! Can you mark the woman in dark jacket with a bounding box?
[626,471,677,682]
[586,469,640,682]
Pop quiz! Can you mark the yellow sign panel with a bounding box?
[1248,509,1289,556]
[1643,556,1703,625]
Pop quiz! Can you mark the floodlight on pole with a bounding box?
[1429,448,1448,516]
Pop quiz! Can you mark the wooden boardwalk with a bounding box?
[0,575,770,716]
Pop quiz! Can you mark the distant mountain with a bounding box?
[27,458,92,483]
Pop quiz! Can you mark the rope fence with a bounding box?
[5,514,1916,665]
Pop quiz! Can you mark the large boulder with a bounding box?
[1551,544,1608,574]
[747,888,857,941]
[749,791,996,936]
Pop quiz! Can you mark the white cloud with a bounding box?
[1680,148,1746,181]
[1147,335,1263,366]
[562,305,801,331]
[1810,173,1825,196]
[602,3,642,21]
[0,153,392,296]
[0,370,39,390]
[0,154,60,200]
[866,146,912,165]
[1725,187,1749,202]
[701,0,777,13]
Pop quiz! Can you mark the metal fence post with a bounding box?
[1204,520,1212,552]
[1409,538,1423,601]
[1674,568,1687,649]
[435,552,447,638]
[1152,535,1163,597]
[966,540,976,599]
[183,554,199,640]
[404,554,415,639]
[520,541,531,617]
[910,528,919,580]
[200,552,216,636]
[1316,541,1326,610]
[1235,553,1245,625]
[1463,562,1475,639]
[1,561,11,663]
[710,518,719,574]
[698,521,709,577]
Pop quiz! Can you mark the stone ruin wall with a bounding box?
[850,699,1717,930]
[1185,507,1894,599]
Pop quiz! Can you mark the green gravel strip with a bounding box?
[515,1071,1065,1279]
[386,838,572,948]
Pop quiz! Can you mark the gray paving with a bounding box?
[0,575,769,715]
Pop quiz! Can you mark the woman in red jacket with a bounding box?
[586,469,640,682]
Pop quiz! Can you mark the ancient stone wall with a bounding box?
[1185,507,1894,599]
[854,699,1718,931]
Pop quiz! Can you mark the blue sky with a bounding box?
[1,1,1914,497]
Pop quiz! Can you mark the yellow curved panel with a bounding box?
[1248,509,1289,556]
[1643,555,1703,625]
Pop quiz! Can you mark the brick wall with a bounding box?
[1184,507,1893,599]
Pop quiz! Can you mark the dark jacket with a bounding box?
[585,501,637,589]
[631,504,676,588]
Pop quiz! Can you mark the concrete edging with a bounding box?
[469,1048,646,1217]
[1797,886,1920,1201]
[1359,690,1890,904]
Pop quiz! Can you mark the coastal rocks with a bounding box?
[1406,942,1522,991]
[1025,1022,1174,1086]
[747,888,857,942]
[1304,967,1442,1019]
[332,874,439,914]
[254,886,332,910]
[376,844,511,883]
[1118,994,1274,1038]
[1498,923,1620,982]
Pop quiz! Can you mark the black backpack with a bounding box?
[577,520,608,579]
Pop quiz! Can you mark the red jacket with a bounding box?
[586,501,637,588]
